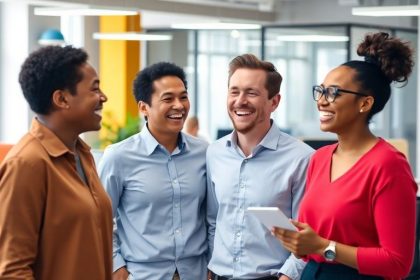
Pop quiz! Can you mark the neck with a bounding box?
[236,121,271,157]
[147,125,179,153]
[336,125,377,156]
[37,115,79,152]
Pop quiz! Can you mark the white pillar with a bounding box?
[0,2,30,143]
[0,3,61,143]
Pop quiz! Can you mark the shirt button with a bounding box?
[244,159,248,163]
[173,179,178,184]
[174,203,179,208]
[175,229,181,234]
[236,232,241,237]
[234,257,239,262]
[168,157,172,161]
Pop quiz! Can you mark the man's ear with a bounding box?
[270,94,281,112]
[51,89,70,110]
[138,101,149,118]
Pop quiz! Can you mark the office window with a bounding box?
[264,26,348,137]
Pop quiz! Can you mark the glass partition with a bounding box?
[145,24,417,170]
[264,26,348,137]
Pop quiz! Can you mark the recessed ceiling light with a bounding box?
[93,32,172,41]
[352,5,420,16]
[276,35,349,42]
[34,7,138,16]
[171,22,261,30]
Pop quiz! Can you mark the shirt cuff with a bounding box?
[113,253,127,272]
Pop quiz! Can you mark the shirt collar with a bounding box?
[140,123,187,156]
[30,118,90,158]
[226,120,279,152]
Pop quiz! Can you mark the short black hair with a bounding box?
[18,45,88,114]
[133,62,187,105]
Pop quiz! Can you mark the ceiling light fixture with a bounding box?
[34,7,138,16]
[38,28,66,46]
[352,5,420,16]
[171,22,261,30]
[276,35,349,42]
[93,32,172,41]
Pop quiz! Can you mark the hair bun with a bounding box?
[357,32,414,83]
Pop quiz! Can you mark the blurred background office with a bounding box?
[0,0,419,174]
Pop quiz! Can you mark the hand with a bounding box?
[279,274,292,280]
[272,220,328,257]
[112,266,129,280]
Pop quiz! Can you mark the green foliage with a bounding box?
[100,112,141,149]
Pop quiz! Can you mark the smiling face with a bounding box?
[64,63,107,133]
[140,75,189,139]
[227,68,280,136]
[318,66,371,134]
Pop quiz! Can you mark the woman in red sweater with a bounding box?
[273,32,417,280]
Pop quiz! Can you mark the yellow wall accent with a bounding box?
[99,15,141,131]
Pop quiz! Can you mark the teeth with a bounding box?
[236,110,252,116]
[319,111,333,117]
[168,113,183,119]
[94,110,102,117]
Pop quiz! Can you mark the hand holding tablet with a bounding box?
[247,207,297,232]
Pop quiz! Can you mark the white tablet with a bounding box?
[247,207,297,232]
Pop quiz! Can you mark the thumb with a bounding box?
[290,219,308,230]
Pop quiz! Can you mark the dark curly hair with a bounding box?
[342,32,414,122]
[229,53,282,99]
[133,62,187,105]
[18,45,88,115]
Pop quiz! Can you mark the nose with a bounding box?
[172,97,184,109]
[99,90,108,103]
[235,92,248,106]
[317,93,329,106]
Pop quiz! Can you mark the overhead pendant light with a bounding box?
[38,28,66,46]
[93,32,172,41]
[34,6,138,16]
[352,5,420,16]
[276,35,349,42]
[171,22,261,30]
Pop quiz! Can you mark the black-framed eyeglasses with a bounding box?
[312,85,368,103]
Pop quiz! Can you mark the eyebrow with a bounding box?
[229,86,258,91]
[160,90,188,97]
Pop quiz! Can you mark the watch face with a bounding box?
[325,250,336,260]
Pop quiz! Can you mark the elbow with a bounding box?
[384,257,413,278]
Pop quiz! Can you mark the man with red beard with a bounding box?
[99,62,208,280]
[206,54,313,280]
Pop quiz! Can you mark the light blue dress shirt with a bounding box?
[207,121,314,280]
[98,125,208,280]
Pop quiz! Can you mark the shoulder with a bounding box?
[182,132,208,152]
[277,130,314,159]
[0,134,48,178]
[102,133,140,160]
[207,134,230,155]
[311,144,335,158]
[369,139,411,172]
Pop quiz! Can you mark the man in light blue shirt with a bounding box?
[207,54,314,280]
[99,62,208,280]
